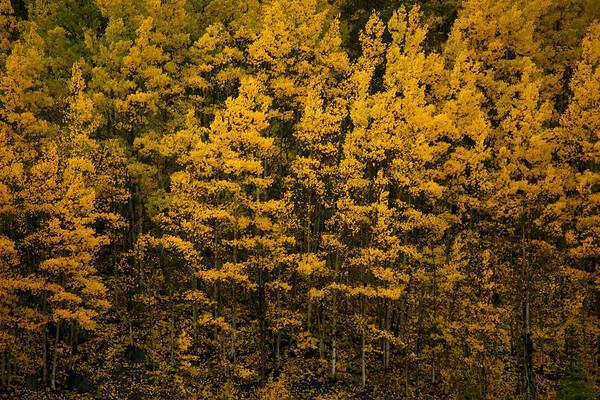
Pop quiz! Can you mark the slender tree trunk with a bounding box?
[170,287,175,364]
[361,288,366,389]
[42,328,47,386]
[70,321,74,352]
[129,319,134,346]
[478,363,483,399]
[522,225,536,400]
[432,355,436,385]
[306,211,312,333]
[384,300,391,369]
[331,254,338,379]
[318,306,324,360]
[275,330,281,373]
[524,298,536,400]
[231,285,236,370]
[213,282,219,342]
[258,266,267,382]
[360,236,368,390]
[275,267,281,373]
[192,277,198,343]
[51,322,59,391]
[128,185,135,250]
[307,278,313,332]
[1,348,6,389]
[405,359,409,397]
[331,287,337,379]
[213,231,220,343]
[230,221,238,374]
[361,323,366,389]
[6,356,10,389]
[331,331,336,379]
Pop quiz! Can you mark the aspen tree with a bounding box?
[554,22,600,383]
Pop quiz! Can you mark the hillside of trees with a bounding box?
[1,0,600,399]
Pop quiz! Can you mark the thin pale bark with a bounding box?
[318,306,324,360]
[231,286,236,368]
[230,221,238,372]
[361,324,366,389]
[306,208,312,333]
[51,322,59,391]
[42,328,47,385]
[275,265,282,373]
[384,300,391,369]
[331,253,339,379]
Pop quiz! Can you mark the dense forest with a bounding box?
[1,0,600,399]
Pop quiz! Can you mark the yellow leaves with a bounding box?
[296,253,326,277]
[267,280,291,293]
[54,308,76,321]
[51,290,83,305]
[295,330,319,351]
[183,289,212,305]
[371,266,407,285]
[176,329,193,353]
[388,6,427,57]
[66,63,99,147]
[254,216,273,232]
[367,324,404,347]
[249,0,349,106]
[308,287,325,300]
[385,6,443,93]
[295,89,344,160]
[81,278,108,298]
[0,236,18,269]
[581,22,600,68]
[198,262,250,286]
[290,157,324,191]
[349,285,379,298]
[358,13,386,70]
[323,282,351,294]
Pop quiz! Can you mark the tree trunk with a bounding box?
[361,325,366,389]
[524,299,536,400]
[51,322,59,391]
[331,253,339,380]
[331,330,337,379]
[258,266,267,382]
[384,300,391,369]
[42,328,47,386]
[361,286,367,389]
[170,287,175,364]
[230,221,238,374]
[192,277,198,343]
[72,322,79,355]
[231,285,236,370]
[6,356,10,388]
[306,212,312,333]
[1,348,6,389]
[405,359,409,397]
[213,282,219,342]
[307,281,313,332]
[318,306,324,360]
[213,232,220,343]
[276,330,281,373]
[129,319,135,346]
[275,275,281,373]
[522,225,536,400]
